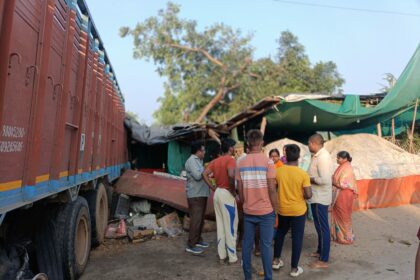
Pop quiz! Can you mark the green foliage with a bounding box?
[121,3,344,125]
[126,111,140,122]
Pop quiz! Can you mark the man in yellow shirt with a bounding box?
[272,144,312,277]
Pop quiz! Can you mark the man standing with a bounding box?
[236,130,278,280]
[272,144,312,277]
[185,141,210,255]
[203,138,238,264]
[307,134,333,269]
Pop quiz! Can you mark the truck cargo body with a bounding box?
[0,0,129,278]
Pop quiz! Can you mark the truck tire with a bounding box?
[83,182,108,248]
[35,205,64,280]
[56,197,91,280]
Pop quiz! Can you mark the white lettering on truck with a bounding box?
[2,125,25,138]
[1,125,25,153]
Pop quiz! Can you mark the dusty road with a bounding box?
[81,204,420,280]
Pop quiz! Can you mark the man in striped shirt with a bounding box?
[236,129,278,280]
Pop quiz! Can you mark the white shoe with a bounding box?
[290,266,303,277]
[272,259,284,270]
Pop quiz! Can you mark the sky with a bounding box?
[86,0,420,125]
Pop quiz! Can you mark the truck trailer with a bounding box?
[0,0,129,278]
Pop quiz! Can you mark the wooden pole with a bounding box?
[260,117,267,135]
[376,123,382,138]
[409,98,418,153]
[391,118,395,143]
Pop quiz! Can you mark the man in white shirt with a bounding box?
[307,134,333,269]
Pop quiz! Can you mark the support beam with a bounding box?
[409,98,418,153]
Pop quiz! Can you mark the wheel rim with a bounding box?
[75,214,89,266]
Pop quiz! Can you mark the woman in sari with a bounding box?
[331,151,358,244]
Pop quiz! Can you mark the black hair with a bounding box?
[246,129,263,147]
[191,140,204,154]
[221,138,236,153]
[285,144,300,162]
[269,148,280,157]
[337,151,352,162]
[309,133,325,146]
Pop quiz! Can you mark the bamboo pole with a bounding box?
[409,98,418,153]
[376,123,382,138]
[391,118,395,143]
[260,117,267,135]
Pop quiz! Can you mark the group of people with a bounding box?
[184,130,358,279]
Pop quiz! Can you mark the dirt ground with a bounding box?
[81,204,420,280]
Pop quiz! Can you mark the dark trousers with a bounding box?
[273,214,306,268]
[187,197,207,248]
[311,203,330,262]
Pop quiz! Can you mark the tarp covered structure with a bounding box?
[264,44,420,134]
[124,119,207,145]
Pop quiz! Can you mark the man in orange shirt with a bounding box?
[203,138,238,264]
[236,130,278,280]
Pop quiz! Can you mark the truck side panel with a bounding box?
[0,0,41,206]
[0,0,129,214]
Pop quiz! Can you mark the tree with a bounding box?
[276,31,344,94]
[126,111,140,122]
[379,73,397,93]
[120,2,257,124]
[121,5,344,125]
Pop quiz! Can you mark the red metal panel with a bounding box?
[115,170,215,217]
[1,0,128,196]
[51,6,77,180]
[68,28,89,176]
[82,51,98,173]
[37,47,62,180]
[0,1,5,32]
[23,0,56,186]
[38,3,68,180]
[91,59,102,171]
[0,0,40,189]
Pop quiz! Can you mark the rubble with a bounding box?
[157,212,183,237]
[182,216,217,233]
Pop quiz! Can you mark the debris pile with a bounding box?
[105,195,193,244]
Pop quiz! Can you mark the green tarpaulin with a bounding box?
[265,44,420,134]
[167,141,191,176]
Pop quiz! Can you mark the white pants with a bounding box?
[214,188,238,262]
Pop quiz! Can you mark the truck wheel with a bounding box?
[57,197,91,280]
[35,205,64,280]
[83,182,108,248]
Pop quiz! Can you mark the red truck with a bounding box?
[0,0,129,278]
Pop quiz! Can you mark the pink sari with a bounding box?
[331,162,358,244]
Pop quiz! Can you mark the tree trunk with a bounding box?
[195,77,226,123]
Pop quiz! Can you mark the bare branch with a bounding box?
[169,43,226,69]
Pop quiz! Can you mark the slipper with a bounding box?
[254,250,261,257]
[228,259,239,266]
[309,261,328,269]
[290,266,303,277]
[308,252,320,258]
[218,258,227,265]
